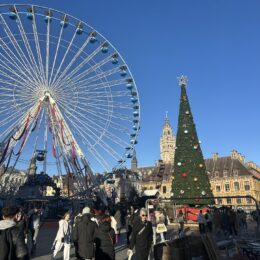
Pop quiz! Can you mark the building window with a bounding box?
[227,198,232,204]
[244,181,250,191]
[215,171,219,178]
[162,186,167,194]
[234,182,240,191]
[225,183,230,192]
[223,170,228,177]
[217,198,222,204]
[236,198,242,204]
[233,169,239,176]
[216,185,221,192]
[246,197,252,204]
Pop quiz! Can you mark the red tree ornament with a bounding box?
[182,172,187,177]
[195,197,200,203]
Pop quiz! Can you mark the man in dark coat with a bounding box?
[72,212,82,259]
[94,215,116,260]
[73,207,97,260]
[128,208,153,260]
[0,205,29,260]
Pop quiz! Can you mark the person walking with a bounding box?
[125,209,133,245]
[73,207,97,260]
[177,210,185,237]
[73,212,82,259]
[205,209,213,233]
[155,209,167,242]
[94,215,116,260]
[52,212,72,260]
[15,207,27,236]
[197,210,206,235]
[0,205,29,260]
[128,208,153,260]
[229,209,237,236]
[27,208,42,254]
[113,208,122,242]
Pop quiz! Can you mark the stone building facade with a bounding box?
[206,150,260,209]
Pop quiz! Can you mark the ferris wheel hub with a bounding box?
[42,90,55,104]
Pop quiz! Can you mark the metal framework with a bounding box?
[0,4,140,202]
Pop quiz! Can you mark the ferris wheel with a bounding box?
[0,4,140,198]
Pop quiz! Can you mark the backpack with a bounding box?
[0,229,11,260]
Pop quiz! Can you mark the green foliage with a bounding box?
[171,82,214,205]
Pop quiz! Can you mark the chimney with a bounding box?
[212,153,218,161]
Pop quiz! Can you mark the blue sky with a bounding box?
[2,0,260,169]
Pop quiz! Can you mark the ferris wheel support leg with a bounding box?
[80,157,108,206]
[43,112,48,175]
[0,103,40,168]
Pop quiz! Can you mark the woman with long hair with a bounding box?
[94,215,116,260]
[52,212,71,260]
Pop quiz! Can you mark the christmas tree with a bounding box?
[172,76,214,205]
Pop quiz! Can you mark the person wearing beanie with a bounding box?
[73,207,97,260]
[0,205,29,260]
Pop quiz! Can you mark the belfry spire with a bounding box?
[160,114,176,163]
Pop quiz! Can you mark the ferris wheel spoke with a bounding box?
[72,120,123,161]
[50,30,77,86]
[75,99,133,110]
[31,12,47,86]
[0,39,35,85]
[73,111,131,148]
[60,100,133,134]
[75,78,129,91]
[0,44,39,88]
[56,49,111,91]
[0,111,27,137]
[58,66,119,91]
[68,122,112,171]
[78,90,131,98]
[0,105,33,141]
[0,15,41,85]
[15,10,45,86]
[58,102,112,144]
[45,13,51,85]
[30,108,44,157]
[0,80,35,95]
[60,102,131,149]
[72,66,121,87]
[7,110,38,173]
[0,60,38,91]
[0,100,32,116]
[74,99,132,116]
[48,19,65,85]
[59,100,112,128]
[52,33,97,89]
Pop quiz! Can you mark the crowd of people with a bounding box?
[0,204,159,260]
[178,206,250,238]
[0,203,255,260]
